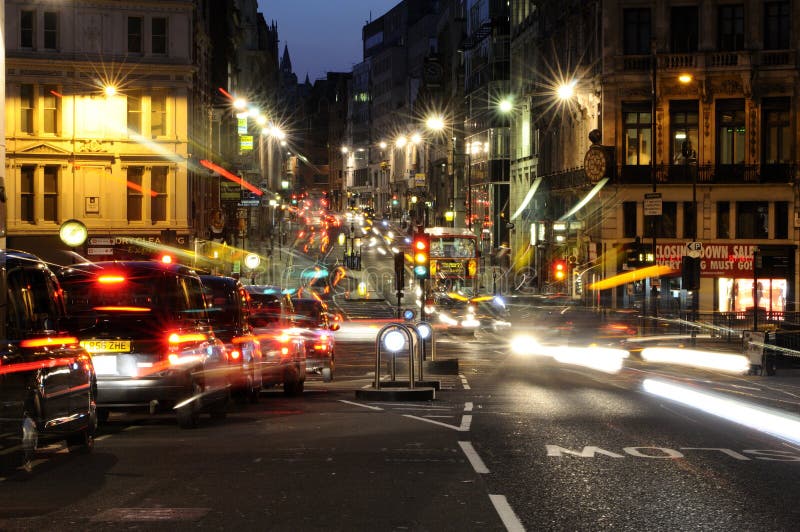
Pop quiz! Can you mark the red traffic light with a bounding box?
[412,233,430,279]
[553,259,566,281]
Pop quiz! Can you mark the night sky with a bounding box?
[258,1,400,82]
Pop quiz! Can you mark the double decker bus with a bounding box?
[425,227,479,294]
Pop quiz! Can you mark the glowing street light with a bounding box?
[557,80,577,100]
[379,141,388,149]
[103,85,117,97]
[678,73,693,84]
[410,132,422,144]
[498,98,513,113]
[425,115,445,131]
[395,136,408,148]
[341,146,349,154]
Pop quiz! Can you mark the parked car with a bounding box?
[200,275,262,403]
[290,297,339,382]
[56,261,229,428]
[1,250,97,471]
[245,285,306,395]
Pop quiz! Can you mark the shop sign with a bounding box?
[656,243,760,277]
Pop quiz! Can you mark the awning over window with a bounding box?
[510,177,542,221]
[558,177,609,221]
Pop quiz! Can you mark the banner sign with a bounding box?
[656,243,759,277]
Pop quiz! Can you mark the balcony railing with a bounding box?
[616,163,797,185]
[618,50,769,72]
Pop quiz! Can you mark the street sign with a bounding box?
[643,192,662,216]
[686,241,703,258]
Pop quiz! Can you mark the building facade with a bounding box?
[5,0,195,263]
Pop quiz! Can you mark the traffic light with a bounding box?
[553,259,567,281]
[394,252,405,290]
[412,232,430,279]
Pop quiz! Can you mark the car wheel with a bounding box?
[322,366,333,383]
[283,366,304,396]
[97,408,110,425]
[66,427,95,454]
[176,381,202,429]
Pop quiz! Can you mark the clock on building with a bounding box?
[59,219,88,248]
[584,145,608,182]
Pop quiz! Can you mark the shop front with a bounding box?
[656,242,795,313]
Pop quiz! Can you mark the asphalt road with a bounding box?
[2,329,800,531]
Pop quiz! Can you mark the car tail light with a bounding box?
[166,332,207,366]
[168,333,207,344]
[20,336,79,348]
[230,349,241,361]
[97,275,126,284]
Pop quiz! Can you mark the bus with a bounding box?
[425,227,479,294]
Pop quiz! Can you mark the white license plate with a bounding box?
[91,356,118,375]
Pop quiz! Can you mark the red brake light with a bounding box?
[98,275,126,284]
[230,349,241,360]
[168,333,207,344]
[20,336,78,348]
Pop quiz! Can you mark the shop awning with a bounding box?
[510,177,543,221]
[558,177,609,221]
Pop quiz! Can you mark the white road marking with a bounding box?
[464,402,473,411]
[403,414,471,431]
[338,399,383,411]
[489,494,525,532]
[458,440,489,473]
[95,434,113,442]
[459,374,471,390]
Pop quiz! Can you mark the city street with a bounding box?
[3,320,800,530]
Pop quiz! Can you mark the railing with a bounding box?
[616,164,797,185]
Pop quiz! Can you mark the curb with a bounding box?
[355,387,436,401]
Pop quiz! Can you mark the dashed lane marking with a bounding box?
[458,441,489,473]
[489,494,525,532]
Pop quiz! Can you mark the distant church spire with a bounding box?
[280,44,292,73]
[305,73,311,86]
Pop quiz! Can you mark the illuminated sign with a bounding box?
[240,135,253,152]
[238,117,248,135]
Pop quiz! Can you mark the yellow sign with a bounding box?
[240,135,254,152]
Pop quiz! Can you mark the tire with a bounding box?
[66,428,95,454]
[176,381,202,429]
[322,367,333,383]
[97,408,110,425]
[283,366,304,396]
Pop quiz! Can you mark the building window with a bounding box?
[127,17,143,53]
[762,98,791,164]
[718,5,744,51]
[717,100,745,164]
[20,84,34,134]
[151,167,168,223]
[152,17,167,54]
[670,101,699,164]
[43,12,58,49]
[623,201,637,238]
[43,166,59,222]
[151,93,167,138]
[644,202,677,239]
[774,201,789,239]
[127,167,144,222]
[736,202,768,239]
[42,86,59,135]
[20,11,34,48]
[670,7,698,53]
[623,105,651,165]
[127,92,142,134]
[623,8,651,55]
[764,2,790,50]
[21,166,35,223]
[717,202,730,238]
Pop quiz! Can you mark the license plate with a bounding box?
[80,339,131,353]
[91,356,117,375]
